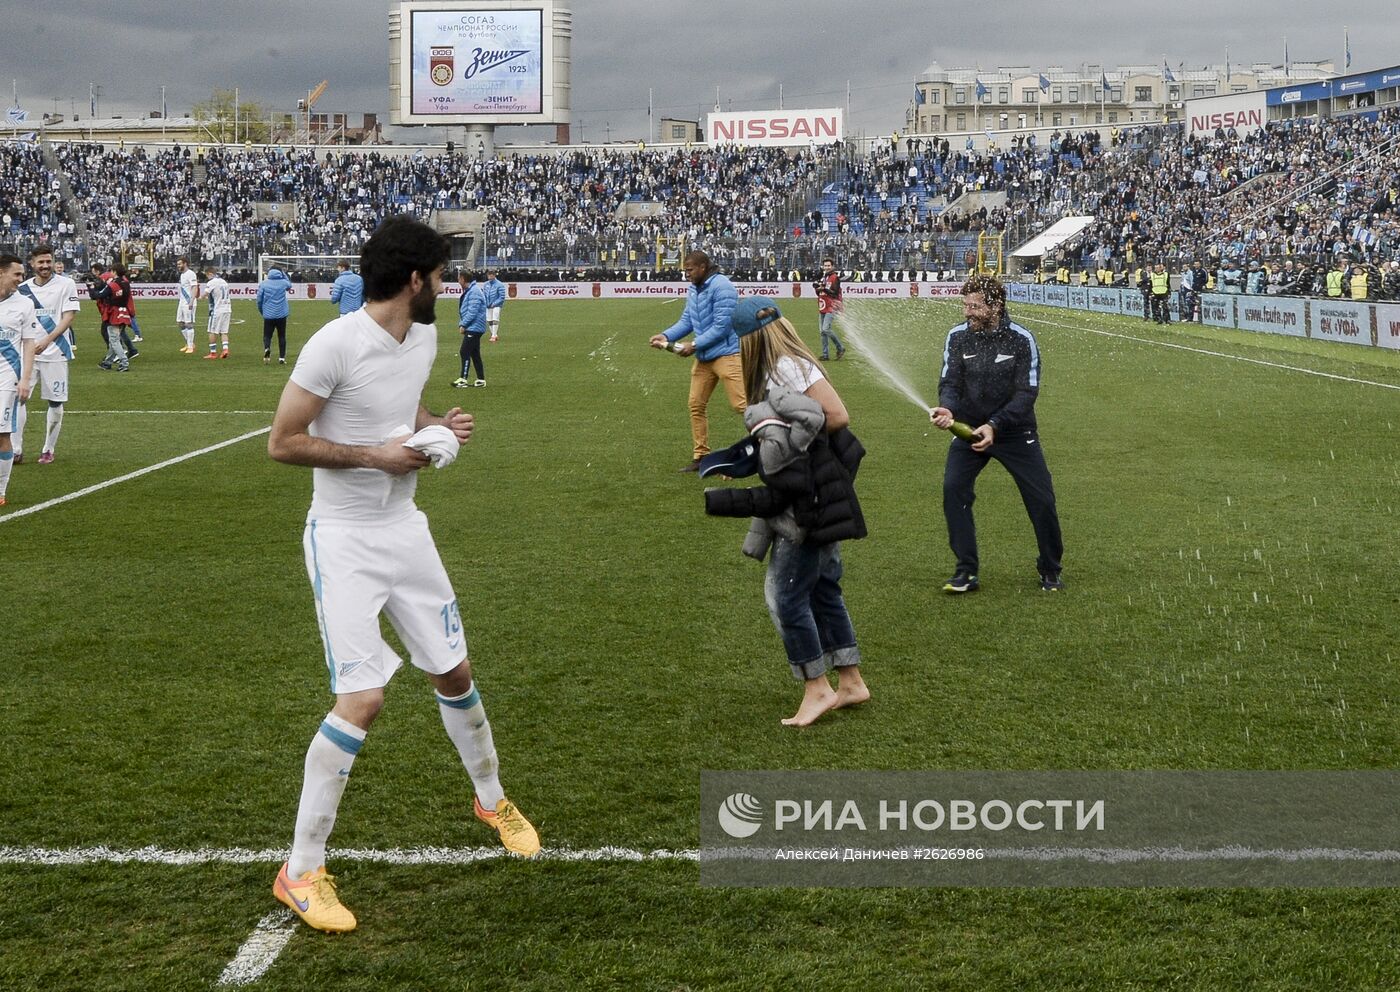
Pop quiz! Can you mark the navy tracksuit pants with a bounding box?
[460,332,485,381]
[943,433,1063,577]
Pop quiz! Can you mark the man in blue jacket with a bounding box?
[929,274,1064,593]
[648,250,745,472]
[329,260,364,315]
[256,266,293,364]
[484,268,506,342]
[454,269,487,387]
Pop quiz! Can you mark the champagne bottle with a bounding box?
[950,421,978,442]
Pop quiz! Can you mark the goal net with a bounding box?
[256,254,359,282]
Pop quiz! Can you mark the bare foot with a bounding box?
[833,668,870,709]
[781,684,839,727]
[833,684,871,709]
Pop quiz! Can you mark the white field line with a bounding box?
[0,844,700,866]
[1021,313,1400,392]
[216,910,296,987]
[0,427,271,524]
[4,843,1395,867]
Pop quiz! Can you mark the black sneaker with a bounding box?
[679,459,702,473]
[1040,571,1065,592]
[942,572,979,594]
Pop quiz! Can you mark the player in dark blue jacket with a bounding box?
[929,274,1064,593]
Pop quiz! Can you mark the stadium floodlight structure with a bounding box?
[389,1,572,155]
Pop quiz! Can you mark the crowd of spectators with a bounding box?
[1044,108,1400,271]
[2,106,1398,289]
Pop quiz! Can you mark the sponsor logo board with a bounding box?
[1237,296,1307,337]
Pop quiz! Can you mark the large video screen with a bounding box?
[409,8,544,116]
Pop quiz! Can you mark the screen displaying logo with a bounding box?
[430,47,455,86]
[410,8,544,116]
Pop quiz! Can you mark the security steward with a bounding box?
[1150,262,1171,324]
[1348,262,1370,301]
[1326,259,1346,298]
[929,274,1065,594]
[1136,265,1152,320]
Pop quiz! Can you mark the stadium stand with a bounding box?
[1,105,1396,295]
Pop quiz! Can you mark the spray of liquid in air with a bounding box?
[833,298,939,412]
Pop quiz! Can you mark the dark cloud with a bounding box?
[1,2,1394,139]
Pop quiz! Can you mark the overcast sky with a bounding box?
[3,2,1397,143]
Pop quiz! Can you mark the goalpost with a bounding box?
[256,254,359,281]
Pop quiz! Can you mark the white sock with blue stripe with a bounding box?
[12,402,25,457]
[289,712,366,877]
[436,685,505,809]
[45,405,63,453]
[0,449,12,498]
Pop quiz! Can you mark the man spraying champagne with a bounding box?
[929,274,1065,594]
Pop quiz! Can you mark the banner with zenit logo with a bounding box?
[700,771,1400,887]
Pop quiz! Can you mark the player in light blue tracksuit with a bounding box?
[329,260,364,315]
[483,269,506,341]
[454,270,487,387]
[256,267,293,363]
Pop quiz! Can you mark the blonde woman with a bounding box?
[704,297,870,727]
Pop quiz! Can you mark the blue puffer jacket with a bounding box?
[663,271,739,361]
[484,277,507,308]
[256,268,292,319]
[459,282,487,333]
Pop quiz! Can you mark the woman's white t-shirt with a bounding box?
[765,354,824,395]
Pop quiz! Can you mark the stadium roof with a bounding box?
[34,117,203,134]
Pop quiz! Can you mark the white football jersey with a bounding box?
[20,274,80,361]
[0,290,43,388]
[179,268,199,307]
[290,308,438,523]
[206,276,232,315]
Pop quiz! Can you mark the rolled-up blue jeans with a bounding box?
[763,535,860,680]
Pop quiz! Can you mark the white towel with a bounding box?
[394,424,460,469]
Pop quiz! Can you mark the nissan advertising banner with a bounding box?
[1186,91,1267,137]
[706,108,843,147]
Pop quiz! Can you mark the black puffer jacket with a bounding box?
[705,427,867,546]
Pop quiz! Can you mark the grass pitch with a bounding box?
[2,295,1398,990]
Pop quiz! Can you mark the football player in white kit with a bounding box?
[15,248,80,465]
[203,266,231,358]
[175,257,200,353]
[0,254,42,505]
[267,216,539,933]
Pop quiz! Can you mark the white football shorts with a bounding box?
[177,302,196,324]
[487,306,501,323]
[208,312,231,336]
[34,358,69,403]
[302,510,468,694]
[0,388,17,433]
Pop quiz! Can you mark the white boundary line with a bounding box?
[1021,313,1400,392]
[216,910,296,987]
[0,427,271,524]
[0,845,699,866]
[7,842,1397,867]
